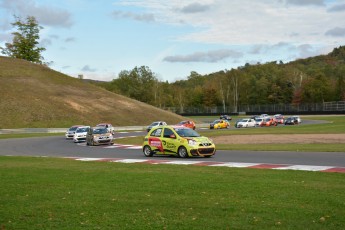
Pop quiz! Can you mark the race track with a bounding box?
[1,131,345,170]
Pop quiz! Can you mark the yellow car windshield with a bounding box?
[174,128,200,137]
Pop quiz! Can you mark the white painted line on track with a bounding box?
[75,158,105,161]
[113,159,148,163]
[126,146,142,149]
[210,162,260,168]
[76,142,141,150]
[114,136,137,139]
[275,165,334,171]
[160,161,204,165]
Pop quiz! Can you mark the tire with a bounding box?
[143,145,153,157]
[178,146,188,158]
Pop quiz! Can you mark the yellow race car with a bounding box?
[209,119,230,129]
[142,125,216,158]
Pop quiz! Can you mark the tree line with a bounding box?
[98,46,345,112]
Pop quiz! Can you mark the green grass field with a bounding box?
[1,118,344,228]
[0,133,62,139]
[1,156,345,229]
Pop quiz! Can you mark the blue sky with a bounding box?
[1,0,345,82]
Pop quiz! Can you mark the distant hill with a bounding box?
[0,56,185,128]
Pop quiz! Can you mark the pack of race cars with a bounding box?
[65,123,115,145]
[65,114,301,158]
[234,114,301,128]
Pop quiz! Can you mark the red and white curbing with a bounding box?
[104,144,142,149]
[77,142,142,149]
[67,157,345,173]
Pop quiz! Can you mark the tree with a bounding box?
[109,66,158,105]
[1,16,46,64]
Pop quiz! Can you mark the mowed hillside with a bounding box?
[0,56,185,128]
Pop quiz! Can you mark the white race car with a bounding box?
[65,125,84,139]
[96,123,115,134]
[146,121,167,132]
[236,118,256,128]
[73,126,90,143]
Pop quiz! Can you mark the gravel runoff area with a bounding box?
[213,134,345,144]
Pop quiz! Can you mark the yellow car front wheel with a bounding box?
[178,146,188,158]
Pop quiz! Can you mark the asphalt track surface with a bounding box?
[1,127,345,168]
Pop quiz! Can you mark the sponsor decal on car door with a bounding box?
[162,128,177,154]
[149,137,163,152]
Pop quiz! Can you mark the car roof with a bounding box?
[76,126,90,129]
[92,126,108,129]
[152,125,189,130]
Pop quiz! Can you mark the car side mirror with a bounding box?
[170,134,176,139]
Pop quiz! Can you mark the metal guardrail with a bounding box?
[0,124,211,134]
[0,128,68,134]
[0,127,145,134]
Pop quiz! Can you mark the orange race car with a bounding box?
[177,120,196,130]
[260,117,277,127]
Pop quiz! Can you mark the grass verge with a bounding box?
[216,143,345,152]
[0,133,62,139]
[1,156,345,229]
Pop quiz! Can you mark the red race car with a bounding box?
[177,120,196,130]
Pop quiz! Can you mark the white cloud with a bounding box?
[115,0,343,46]
[325,27,345,37]
[284,0,325,6]
[65,37,75,43]
[111,10,155,22]
[81,65,97,72]
[179,3,212,13]
[0,0,73,28]
[163,49,243,63]
[328,3,345,12]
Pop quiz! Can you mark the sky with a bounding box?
[0,0,345,82]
